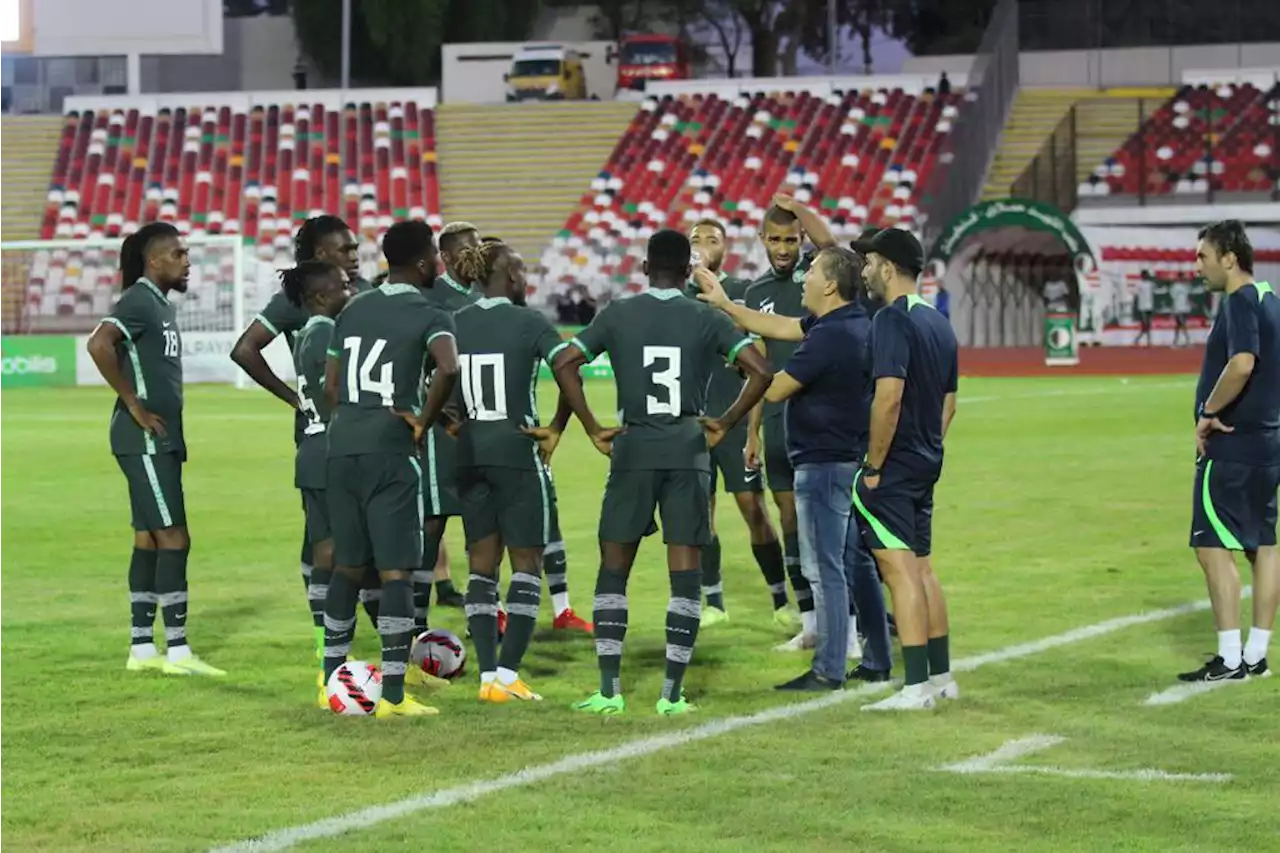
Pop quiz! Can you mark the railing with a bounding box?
[1012,109,1077,212]
[919,0,1019,248]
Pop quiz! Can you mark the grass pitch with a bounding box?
[2,376,1277,852]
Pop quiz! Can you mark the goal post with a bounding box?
[1,235,291,387]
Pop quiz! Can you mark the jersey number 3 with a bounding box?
[342,336,395,406]
[643,345,681,416]
[459,353,507,421]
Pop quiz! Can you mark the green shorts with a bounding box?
[327,454,423,570]
[763,417,794,493]
[710,422,764,494]
[459,464,553,549]
[300,487,331,545]
[423,425,461,517]
[600,468,711,546]
[116,453,186,532]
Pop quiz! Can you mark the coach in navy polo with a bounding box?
[696,247,885,690]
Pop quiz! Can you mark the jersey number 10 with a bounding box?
[342,336,395,406]
[459,353,508,421]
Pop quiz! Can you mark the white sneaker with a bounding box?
[862,683,936,711]
[930,673,960,700]
[846,632,863,660]
[773,632,816,652]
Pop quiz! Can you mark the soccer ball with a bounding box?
[326,660,383,715]
[411,628,467,679]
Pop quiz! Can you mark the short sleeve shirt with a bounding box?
[293,315,335,489]
[453,296,565,469]
[1195,282,1280,464]
[783,302,873,465]
[326,284,456,457]
[571,288,752,471]
[871,295,959,478]
[685,272,753,415]
[743,256,813,421]
[102,278,185,458]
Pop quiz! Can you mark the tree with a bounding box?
[694,0,747,77]
[885,0,998,56]
[291,0,545,87]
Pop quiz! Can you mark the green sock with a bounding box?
[376,578,414,705]
[903,644,929,686]
[155,548,190,654]
[927,635,950,676]
[323,571,360,682]
[701,536,724,610]
[465,573,500,674]
[128,547,158,649]
[662,569,702,702]
[593,568,629,697]
[497,571,542,673]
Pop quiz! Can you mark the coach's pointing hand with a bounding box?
[693,267,729,308]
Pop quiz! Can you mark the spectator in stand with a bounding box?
[937,72,951,96]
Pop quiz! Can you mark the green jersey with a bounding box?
[685,271,752,415]
[570,288,753,471]
[743,255,812,421]
[292,315,335,489]
[254,277,371,444]
[425,272,479,313]
[453,296,564,469]
[101,278,185,458]
[326,284,456,457]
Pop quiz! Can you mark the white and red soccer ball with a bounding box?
[411,628,467,679]
[326,660,382,715]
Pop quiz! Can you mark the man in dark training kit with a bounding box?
[1181,220,1279,682]
[87,222,225,677]
[553,229,774,717]
[321,221,459,719]
[451,239,582,703]
[687,218,784,626]
[743,193,839,651]
[229,215,379,654]
[278,260,355,705]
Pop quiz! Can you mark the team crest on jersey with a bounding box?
[792,268,805,283]
[759,300,776,315]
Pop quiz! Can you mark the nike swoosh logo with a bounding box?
[1204,669,1238,681]
[163,322,172,328]
[1193,530,1205,537]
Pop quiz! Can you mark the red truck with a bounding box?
[611,34,692,92]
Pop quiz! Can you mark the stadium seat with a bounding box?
[539,86,961,297]
[1079,83,1279,200]
[27,95,441,328]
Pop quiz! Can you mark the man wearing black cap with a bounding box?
[851,227,960,712]
[551,229,774,716]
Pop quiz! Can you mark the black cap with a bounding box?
[851,228,924,278]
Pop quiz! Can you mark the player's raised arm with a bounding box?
[230,292,300,409]
[694,267,804,341]
[772,192,837,249]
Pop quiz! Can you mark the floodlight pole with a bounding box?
[340,0,352,199]
[827,0,838,73]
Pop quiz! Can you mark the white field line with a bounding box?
[1143,679,1240,706]
[937,734,1231,783]
[6,379,1191,424]
[209,592,1223,853]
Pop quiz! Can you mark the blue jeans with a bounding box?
[794,461,858,681]
[844,516,892,673]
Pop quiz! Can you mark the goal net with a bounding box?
[1,235,292,386]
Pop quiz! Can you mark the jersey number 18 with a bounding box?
[342,336,395,406]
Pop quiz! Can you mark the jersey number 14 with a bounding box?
[342,336,395,406]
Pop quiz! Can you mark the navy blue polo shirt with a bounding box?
[871,294,959,478]
[782,301,873,465]
[1195,281,1280,464]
